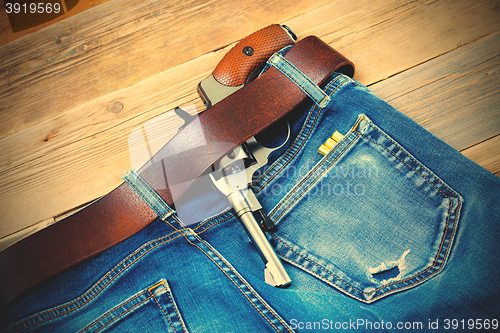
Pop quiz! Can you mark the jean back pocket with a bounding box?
[268,115,463,303]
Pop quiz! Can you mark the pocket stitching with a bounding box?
[269,131,361,221]
[271,234,367,299]
[360,125,454,197]
[151,294,178,332]
[270,116,462,302]
[254,75,348,190]
[162,282,188,333]
[80,291,155,333]
[4,232,186,333]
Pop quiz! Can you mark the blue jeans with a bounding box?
[2,68,499,332]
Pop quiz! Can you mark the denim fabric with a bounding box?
[2,69,499,332]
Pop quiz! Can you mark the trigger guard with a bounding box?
[253,118,290,150]
[246,120,290,168]
[245,63,268,85]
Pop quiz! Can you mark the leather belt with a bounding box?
[0,36,354,310]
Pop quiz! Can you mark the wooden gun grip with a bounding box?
[212,24,296,87]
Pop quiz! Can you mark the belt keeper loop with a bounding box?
[123,169,174,221]
[267,52,331,108]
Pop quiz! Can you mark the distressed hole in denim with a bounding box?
[368,249,410,284]
[370,266,400,281]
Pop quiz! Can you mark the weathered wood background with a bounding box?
[0,0,499,250]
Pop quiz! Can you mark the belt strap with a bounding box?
[0,36,354,310]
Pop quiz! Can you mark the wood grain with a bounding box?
[286,0,500,84]
[0,0,335,139]
[0,0,499,242]
[0,55,217,237]
[461,135,500,175]
[370,31,500,151]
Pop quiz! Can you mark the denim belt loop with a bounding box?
[267,52,331,108]
[123,169,174,221]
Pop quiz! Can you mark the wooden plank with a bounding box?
[0,218,55,252]
[369,31,500,151]
[0,0,334,140]
[286,0,500,84]
[2,0,500,140]
[1,0,499,238]
[0,55,211,238]
[0,1,498,143]
[0,197,95,250]
[0,0,111,47]
[461,135,500,175]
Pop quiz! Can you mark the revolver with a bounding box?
[197,24,296,288]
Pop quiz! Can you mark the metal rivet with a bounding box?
[243,46,254,56]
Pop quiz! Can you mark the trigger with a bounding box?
[174,106,196,131]
[244,120,291,180]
